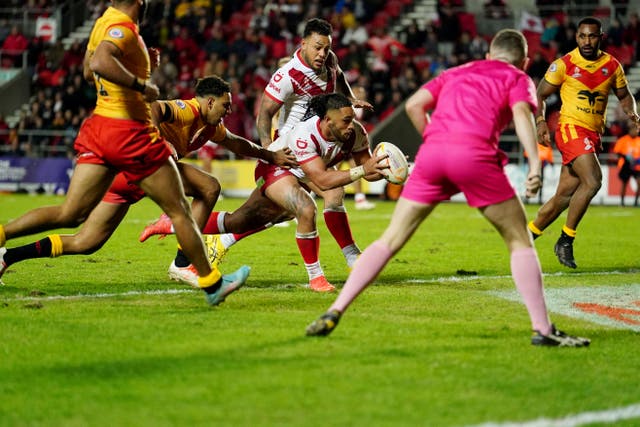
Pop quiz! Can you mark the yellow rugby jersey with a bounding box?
[157,98,227,158]
[544,48,628,134]
[87,7,151,122]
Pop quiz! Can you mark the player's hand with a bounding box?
[148,47,160,71]
[363,152,388,179]
[628,112,640,132]
[273,147,299,169]
[525,172,542,198]
[536,121,551,146]
[353,99,373,111]
[142,81,160,103]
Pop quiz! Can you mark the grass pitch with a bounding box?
[1,194,639,427]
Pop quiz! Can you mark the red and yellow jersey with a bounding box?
[156,98,227,158]
[544,48,628,134]
[87,7,150,122]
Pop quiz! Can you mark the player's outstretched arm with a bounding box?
[220,131,298,168]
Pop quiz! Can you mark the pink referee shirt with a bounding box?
[423,59,537,149]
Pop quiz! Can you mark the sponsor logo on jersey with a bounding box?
[176,100,186,109]
[549,63,557,72]
[108,28,124,39]
[571,66,582,78]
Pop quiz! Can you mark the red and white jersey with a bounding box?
[263,49,338,135]
[268,117,370,182]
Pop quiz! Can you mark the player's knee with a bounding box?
[296,203,317,224]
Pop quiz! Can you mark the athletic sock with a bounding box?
[296,231,321,280]
[198,268,222,292]
[342,243,361,268]
[202,212,227,234]
[174,248,191,268]
[527,221,543,240]
[323,208,355,249]
[560,225,576,242]
[4,236,55,266]
[510,247,551,335]
[0,224,5,247]
[330,240,393,313]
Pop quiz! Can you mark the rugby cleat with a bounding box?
[205,234,228,270]
[531,325,590,347]
[355,199,376,210]
[554,239,577,269]
[139,213,173,242]
[204,265,250,306]
[309,276,336,292]
[0,247,7,285]
[167,261,199,288]
[306,310,341,336]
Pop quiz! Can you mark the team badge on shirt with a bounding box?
[176,100,186,109]
[108,28,124,39]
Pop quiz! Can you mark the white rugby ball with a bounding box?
[374,141,408,185]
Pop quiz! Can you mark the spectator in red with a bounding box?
[1,25,29,67]
[0,113,9,145]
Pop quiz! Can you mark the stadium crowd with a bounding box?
[1,0,639,159]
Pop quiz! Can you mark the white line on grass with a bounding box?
[2,285,304,302]
[465,402,640,427]
[407,270,639,284]
[6,288,195,301]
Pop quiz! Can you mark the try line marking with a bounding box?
[464,402,640,427]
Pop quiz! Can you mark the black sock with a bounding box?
[5,238,53,266]
[174,250,191,268]
[201,279,222,294]
[559,231,574,243]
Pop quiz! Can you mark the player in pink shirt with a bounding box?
[306,29,590,347]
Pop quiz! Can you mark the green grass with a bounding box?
[1,194,639,427]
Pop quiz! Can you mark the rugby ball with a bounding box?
[373,141,408,185]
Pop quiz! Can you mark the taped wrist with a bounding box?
[349,165,365,181]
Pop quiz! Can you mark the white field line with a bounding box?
[2,269,638,302]
[1,284,303,302]
[407,269,640,284]
[464,402,640,427]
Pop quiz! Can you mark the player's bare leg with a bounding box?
[2,163,116,240]
[482,196,589,346]
[265,176,334,292]
[140,158,250,304]
[309,182,361,268]
[307,197,434,335]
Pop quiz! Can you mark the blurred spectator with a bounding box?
[436,3,460,57]
[0,19,11,44]
[555,18,577,54]
[484,0,510,19]
[400,20,426,53]
[0,113,9,145]
[453,31,474,63]
[623,12,639,63]
[468,33,489,59]
[527,51,550,82]
[612,0,630,18]
[341,20,368,45]
[612,120,640,206]
[1,25,29,67]
[60,41,84,70]
[541,17,560,48]
[606,17,625,47]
